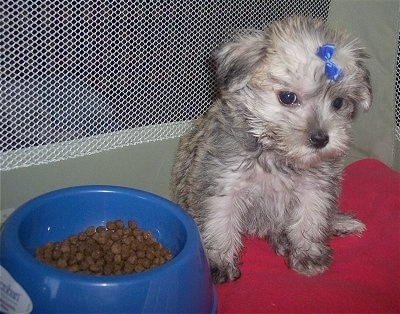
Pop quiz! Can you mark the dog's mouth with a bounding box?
[295,145,348,169]
[258,134,348,169]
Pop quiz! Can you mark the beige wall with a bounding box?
[329,0,399,170]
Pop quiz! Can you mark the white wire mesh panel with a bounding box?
[1,0,331,170]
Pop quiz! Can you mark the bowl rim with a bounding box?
[1,185,202,284]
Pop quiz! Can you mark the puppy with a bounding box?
[171,16,372,283]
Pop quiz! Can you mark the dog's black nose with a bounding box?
[309,130,329,149]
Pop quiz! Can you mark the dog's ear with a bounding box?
[358,63,372,111]
[213,32,268,92]
[347,60,372,112]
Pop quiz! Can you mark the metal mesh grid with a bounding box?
[1,0,331,170]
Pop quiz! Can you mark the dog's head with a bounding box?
[214,16,372,168]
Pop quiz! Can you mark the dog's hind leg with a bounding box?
[331,212,366,236]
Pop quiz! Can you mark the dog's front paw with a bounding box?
[287,246,332,276]
[332,212,366,236]
[270,232,290,256]
[210,263,241,284]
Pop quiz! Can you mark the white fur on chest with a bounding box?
[210,156,300,235]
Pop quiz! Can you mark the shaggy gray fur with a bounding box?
[171,16,371,283]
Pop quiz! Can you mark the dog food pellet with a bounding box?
[35,220,173,275]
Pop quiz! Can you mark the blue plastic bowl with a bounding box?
[0,186,216,313]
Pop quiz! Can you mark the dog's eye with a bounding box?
[332,98,344,110]
[278,91,298,106]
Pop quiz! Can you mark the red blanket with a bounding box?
[216,159,400,313]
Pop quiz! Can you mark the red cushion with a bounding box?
[216,159,400,313]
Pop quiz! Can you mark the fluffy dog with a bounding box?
[170,16,372,283]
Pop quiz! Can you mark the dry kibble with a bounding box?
[104,264,113,275]
[121,245,130,260]
[128,255,137,264]
[114,254,122,265]
[35,219,173,275]
[115,220,124,229]
[52,248,62,260]
[134,264,145,273]
[76,252,84,262]
[133,229,142,237]
[121,236,131,245]
[68,264,80,272]
[124,262,135,273]
[91,249,102,261]
[128,220,137,229]
[142,259,151,269]
[111,232,120,241]
[80,260,89,270]
[96,226,106,233]
[68,235,78,244]
[68,256,76,265]
[143,231,153,240]
[56,258,67,268]
[60,243,70,253]
[89,264,100,273]
[104,252,114,263]
[106,221,116,230]
[111,243,122,255]
[136,250,146,259]
[86,226,96,236]
[146,251,155,260]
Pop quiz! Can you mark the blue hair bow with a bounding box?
[316,44,342,81]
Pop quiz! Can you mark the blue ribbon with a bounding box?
[316,44,342,81]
